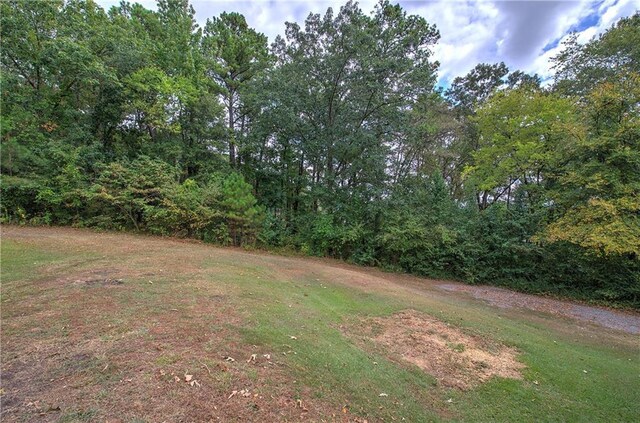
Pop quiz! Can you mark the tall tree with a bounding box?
[467,87,575,210]
[543,73,640,257]
[203,12,270,168]
[1,0,113,175]
[445,62,509,115]
[444,63,543,204]
[392,93,463,192]
[254,0,439,226]
[553,13,640,96]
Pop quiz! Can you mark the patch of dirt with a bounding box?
[438,283,640,335]
[82,277,124,286]
[44,267,127,287]
[351,310,524,390]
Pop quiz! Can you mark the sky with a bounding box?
[95,0,638,87]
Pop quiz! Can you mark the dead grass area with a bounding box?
[0,228,344,422]
[348,310,524,390]
[1,278,332,422]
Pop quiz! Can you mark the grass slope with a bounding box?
[1,226,638,422]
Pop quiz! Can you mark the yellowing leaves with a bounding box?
[545,197,640,256]
[466,87,576,196]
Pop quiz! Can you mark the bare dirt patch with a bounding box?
[351,310,524,390]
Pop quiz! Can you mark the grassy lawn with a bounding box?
[1,226,638,422]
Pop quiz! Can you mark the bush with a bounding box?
[0,176,41,223]
[220,173,263,246]
[144,179,223,238]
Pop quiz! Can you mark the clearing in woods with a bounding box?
[1,226,638,422]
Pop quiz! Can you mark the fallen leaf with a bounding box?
[185,374,193,382]
[201,363,212,375]
[190,380,201,387]
[289,336,298,340]
[379,393,388,397]
[247,354,257,363]
[228,390,238,399]
[174,376,181,383]
[263,354,271,360]
[225,356,236,362]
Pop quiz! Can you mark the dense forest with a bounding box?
[1,0,638,306]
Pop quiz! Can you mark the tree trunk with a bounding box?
[228,92,236,168]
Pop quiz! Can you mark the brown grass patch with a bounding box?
[1,227,342,422]
[351,310,524,390]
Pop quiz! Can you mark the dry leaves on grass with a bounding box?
[228,388,252,399]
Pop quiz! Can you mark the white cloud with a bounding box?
[94,0,637,86]
[405,1,501,85]
[527,0,637,81]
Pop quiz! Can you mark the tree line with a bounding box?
[2,0,638,306]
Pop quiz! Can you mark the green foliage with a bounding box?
[144,178,224,239]
[543,73,640,257]
[1,0,637,306]
[251,0,439,226]
[553,13,640,95]
[90,156,177,230]
[0,176,42,224]
[378,174,467,278]
[446,62,509,114]
[220,173,263,245]
[467,87,576,209]
[203,11,271,167]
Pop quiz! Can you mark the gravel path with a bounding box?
[437,283,640,335]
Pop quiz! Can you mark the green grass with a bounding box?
[0,239,70,283]
[2,231,638,422]
[202,256,640,422]
[58,409,98,422]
